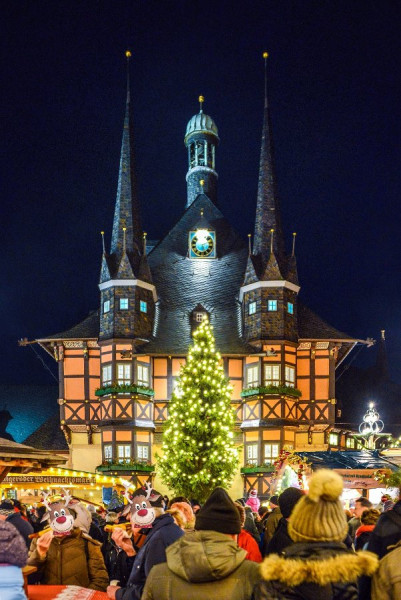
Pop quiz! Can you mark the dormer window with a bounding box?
[195,312,206,323]
[191,305,209,334]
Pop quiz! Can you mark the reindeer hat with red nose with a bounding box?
[122,481,163,529]
[41,489,75,536]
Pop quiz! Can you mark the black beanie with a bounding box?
[195,488,241,534]
[278,487,304,519]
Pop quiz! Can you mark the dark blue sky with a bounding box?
[2,0,401,386]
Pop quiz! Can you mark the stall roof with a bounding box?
[295,450,399,472]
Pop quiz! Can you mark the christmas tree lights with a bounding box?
[158,317,238,501]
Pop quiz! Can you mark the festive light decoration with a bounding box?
[157,317,238,501]
[271,449,310,493]
[359,402,384,435]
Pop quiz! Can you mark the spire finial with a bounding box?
[381,329,386,341]
[199,95,204,112]
[125,50,131,103]
[263,51,269,109]
[292,232,297,257]
[101,231,106,254]
[143,231,147,255]
[248,233,252,256]
[200,208,204,217]
[200,179,205,193]
[122,227,127,252]
[270,228,274,254]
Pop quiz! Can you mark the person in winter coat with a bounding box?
[0,520,28,600]
[355,508,381,550]
[371,539,401,600]
[0,499,34,548]
[235,502,262,562]
[348,497,372,540]
[246,489,260,513]
[255,469,378,600]
[263,495,282,546]
[264,487,303,556]
[141,487,261,600]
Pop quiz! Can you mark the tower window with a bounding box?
[249,301,256,315]
[140,300,147,313]
[117,363,131,385]
[264,364,281,386]
[268,300,277,311]
[287,302,294,314]
[117,444,131,464]
[102,364,112,386]
[120,298,129,310]
[103,300,110,313]
[246,365,259,388]
[137,364,150,387]
[104,444,112,460]
[246,443,258,465]
[285,365,295,387]
[263,443,279,464]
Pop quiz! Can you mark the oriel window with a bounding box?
[285,365,295,387]
[117,444,131,464]
[137,364,150,387]
[263,443,279,464]
[264,364,280,386]
[102,364,112,386]
[246,365,259,388]
[117,363,131,385]
[246,443,258,465]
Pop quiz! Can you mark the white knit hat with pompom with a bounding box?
[288,469,348,543]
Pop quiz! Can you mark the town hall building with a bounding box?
[32,54,367,499]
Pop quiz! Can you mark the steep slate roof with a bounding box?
[145,194,256,355]
[24,414,69,451]
[38,311,99,341]
[298,303,355,341]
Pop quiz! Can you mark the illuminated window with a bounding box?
[246,443,258,465]
[104,445,112,460]
[137,444,149,460]
[246,365,259,388]
[268,299,277,311]
[264,364,281,386]
[120,298,129,310]
[117,363,131,385]
[285,365,295,387]
[249,301,256,315]
[287,302,294,314]
[329,433,338,446]
[264,443,279,464]
[102,365,112,386]
[117,445,131,464]
[346,437,355,449]
[140,300,147,313]
[137,364,150,387]
[195,312,205,322]
[104,300,110,313]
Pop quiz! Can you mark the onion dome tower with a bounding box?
[184,96,219,208]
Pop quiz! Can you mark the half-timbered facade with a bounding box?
[34,58,365,498]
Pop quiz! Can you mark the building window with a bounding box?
[137,364,150,387]
[137,444,149,461]
[104,444,112,460]
[117,444,131,464]
[285,365,295,387]
[329,433,339,446]
[246,365,259,388]
[117,363,131,385]
[249,301,256,315]
[287,302,294,314]
[102,364,112,386]
[103,300,110,313]
[264,364,281,386]
[194,311,206,322]
[346,437,355,449]
[263,443,279,464]
[140,300,147,313]
[246,443,258,465]
[268,299,277,311]
[120,298,129,310]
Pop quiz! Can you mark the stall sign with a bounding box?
[3,475,94,485]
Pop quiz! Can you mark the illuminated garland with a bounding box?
[271,449,310,493]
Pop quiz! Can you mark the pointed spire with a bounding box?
[110,50,143,259]
[253,52,286,270]
[375,329,389,381]
[101,231,106,255]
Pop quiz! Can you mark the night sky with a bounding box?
[2,1,401,395]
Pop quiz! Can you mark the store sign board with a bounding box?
[342,478,380,489]
[3,475,94,485]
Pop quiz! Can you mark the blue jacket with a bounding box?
[0,565,27,600]
[116,513,184,600]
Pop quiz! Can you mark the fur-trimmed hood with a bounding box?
[260,542,378,587]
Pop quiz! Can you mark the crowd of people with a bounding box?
[0,470,400,599]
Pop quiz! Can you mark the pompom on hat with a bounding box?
[288,469,348,543]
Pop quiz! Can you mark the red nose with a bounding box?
[137,509,148,517]
[56,516,67,524]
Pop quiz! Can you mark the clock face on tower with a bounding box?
[189,229,216,258]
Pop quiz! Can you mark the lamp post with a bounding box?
[358,402,385,449]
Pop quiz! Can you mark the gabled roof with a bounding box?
[23,414,69,451]
[144,194,256,355]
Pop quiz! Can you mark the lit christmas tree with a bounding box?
[158,317,238,501]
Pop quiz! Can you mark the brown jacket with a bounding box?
[372,540,401,600]
[263,507,282,549]
[141,530,261,600]
[28,527,108,590]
